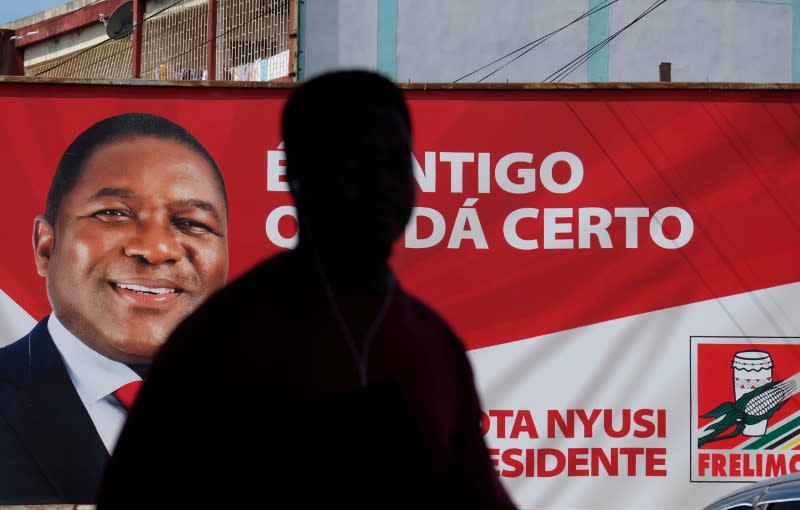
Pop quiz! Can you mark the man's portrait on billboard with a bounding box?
[0,112,229,504]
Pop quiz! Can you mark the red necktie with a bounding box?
[114,380,144,411]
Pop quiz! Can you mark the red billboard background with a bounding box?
[2,80,800,508]
[2,82,798,351]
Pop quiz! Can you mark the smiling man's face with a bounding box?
[33,136,229,364]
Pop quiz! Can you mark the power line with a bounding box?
[32,31,114,76]
[453,0,619,84]
[547,0,666,82]
[544,0,668,83]
[67,0,230,79]
[477,0,621,83]
[142,2,267,78]
[57,0,187,79]
[34,0,188,77]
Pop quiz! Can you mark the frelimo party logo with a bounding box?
[691,337,800,482]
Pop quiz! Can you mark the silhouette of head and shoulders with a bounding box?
[282,70,414,294]
[272,70,417,343]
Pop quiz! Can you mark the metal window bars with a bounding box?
[141,0,210,80]
[25,0,293,82]
[217,0,289,81]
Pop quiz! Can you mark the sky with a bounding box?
[0,0,70,25]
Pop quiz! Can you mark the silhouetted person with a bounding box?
[97,70,517,509]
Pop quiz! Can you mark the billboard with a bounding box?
[0,80,798,508]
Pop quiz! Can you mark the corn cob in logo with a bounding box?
[698,372,800,447]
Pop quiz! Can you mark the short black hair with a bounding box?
[281,70,411,183]
[45,112,227,225]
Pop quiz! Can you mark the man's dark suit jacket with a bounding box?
[0,318,109,504]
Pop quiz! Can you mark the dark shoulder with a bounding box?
[210,252,294,303]
[398,288,470,357]
[180,253,292,320]
[401,288,458,333]
[396,288,483,407]
[157,253,298,352]
[147,253,304,386]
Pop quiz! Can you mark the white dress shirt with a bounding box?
[48,313,141,453]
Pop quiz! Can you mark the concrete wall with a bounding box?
[0,0,101,30]
[301,0,796,83]
[301,0,377,78]
[24,22,107,67]
[608,0,792,82]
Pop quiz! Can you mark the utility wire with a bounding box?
[34,0,187,77]
[453,0,619,84]
[543,0,667,83]
[142,3,266,78]
[547,0,666,82]
[33,30,115,76]
[63,0,220,79]
[477,0,622,83]
[59,0,194,80]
